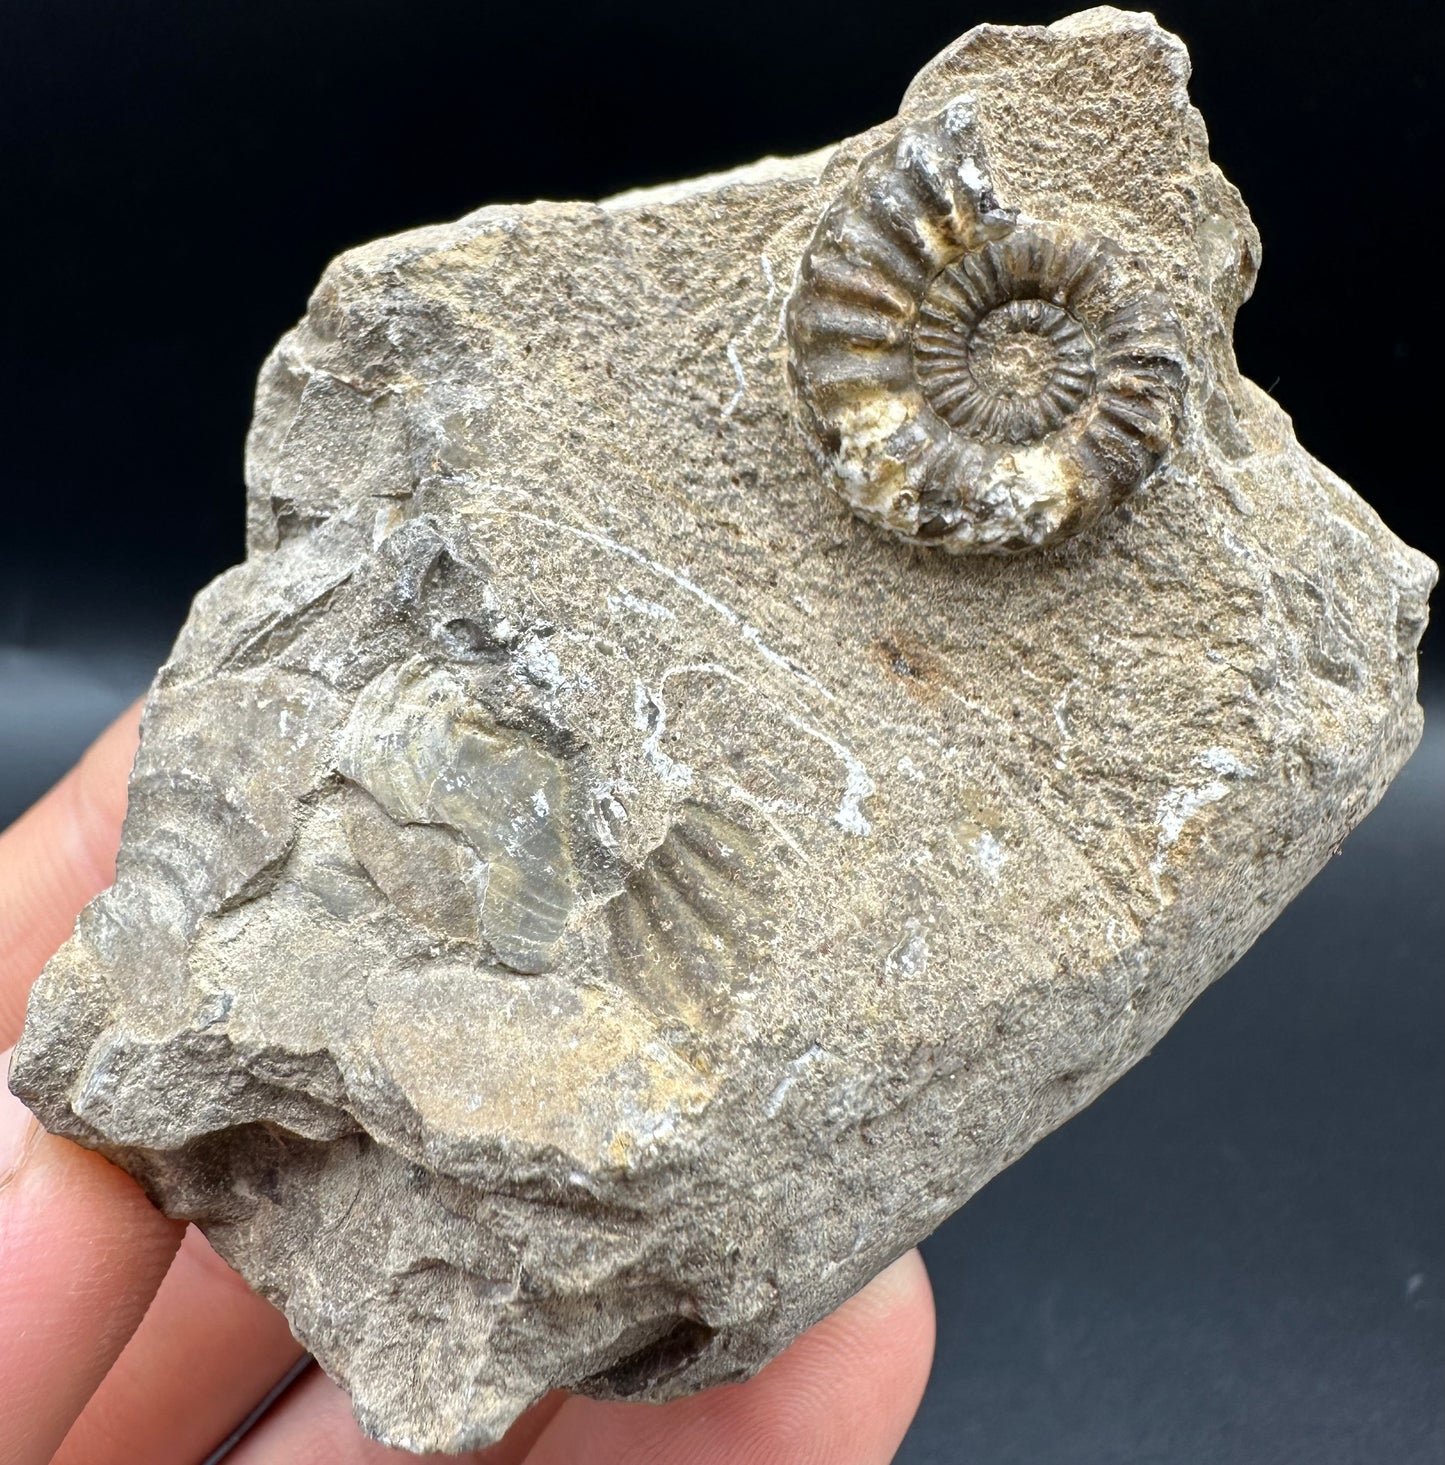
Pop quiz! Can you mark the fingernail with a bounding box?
[0,1047,39,1188]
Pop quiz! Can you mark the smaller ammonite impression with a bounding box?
[785,97,1188,554]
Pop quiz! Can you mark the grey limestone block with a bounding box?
[11,7,1436,1452]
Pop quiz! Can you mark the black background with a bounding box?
[2,0,1442,637]
[2,3,1441,1462]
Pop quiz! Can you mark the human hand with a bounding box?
[1,704,936,1464]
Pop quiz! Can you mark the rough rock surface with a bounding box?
[11,8,1435,1452]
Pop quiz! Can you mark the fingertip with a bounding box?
[761,1249,937,1451]
[58,698,143,890]
[2,1048,182,1273]
[79,697,142,796]
[1,1047,183,1465]
[859,1247,936,1384]
[0,699,143,1046]
[525,1249,938,1465]
[846,1247,936,1335]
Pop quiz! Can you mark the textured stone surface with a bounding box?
[11,8,1435,1452]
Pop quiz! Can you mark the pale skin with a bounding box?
[0,705,936,1465]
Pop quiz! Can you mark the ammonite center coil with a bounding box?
[785,97,1188,554]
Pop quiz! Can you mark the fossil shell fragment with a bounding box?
[785,97,1188,553]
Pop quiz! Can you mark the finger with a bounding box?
[525,1249,935,1465]
[213,1255,932,1465]
[0,706,312,1465]
[224,1371,568,1465]
[0,1047,184,1465]
[51,1225,306,1465]
[0,703,140,1047]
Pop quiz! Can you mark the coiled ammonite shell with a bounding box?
[785,98,1188,553]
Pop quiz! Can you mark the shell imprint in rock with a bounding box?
[785,97,1189,553]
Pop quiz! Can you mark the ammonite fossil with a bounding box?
[785,97,1188,553]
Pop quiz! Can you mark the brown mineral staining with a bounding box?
[786,101,1186,553]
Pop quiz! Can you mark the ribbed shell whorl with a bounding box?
[785,97,1188,554]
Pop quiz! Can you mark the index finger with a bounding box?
[0,702,140,1048]
[1,1045,185,1465]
